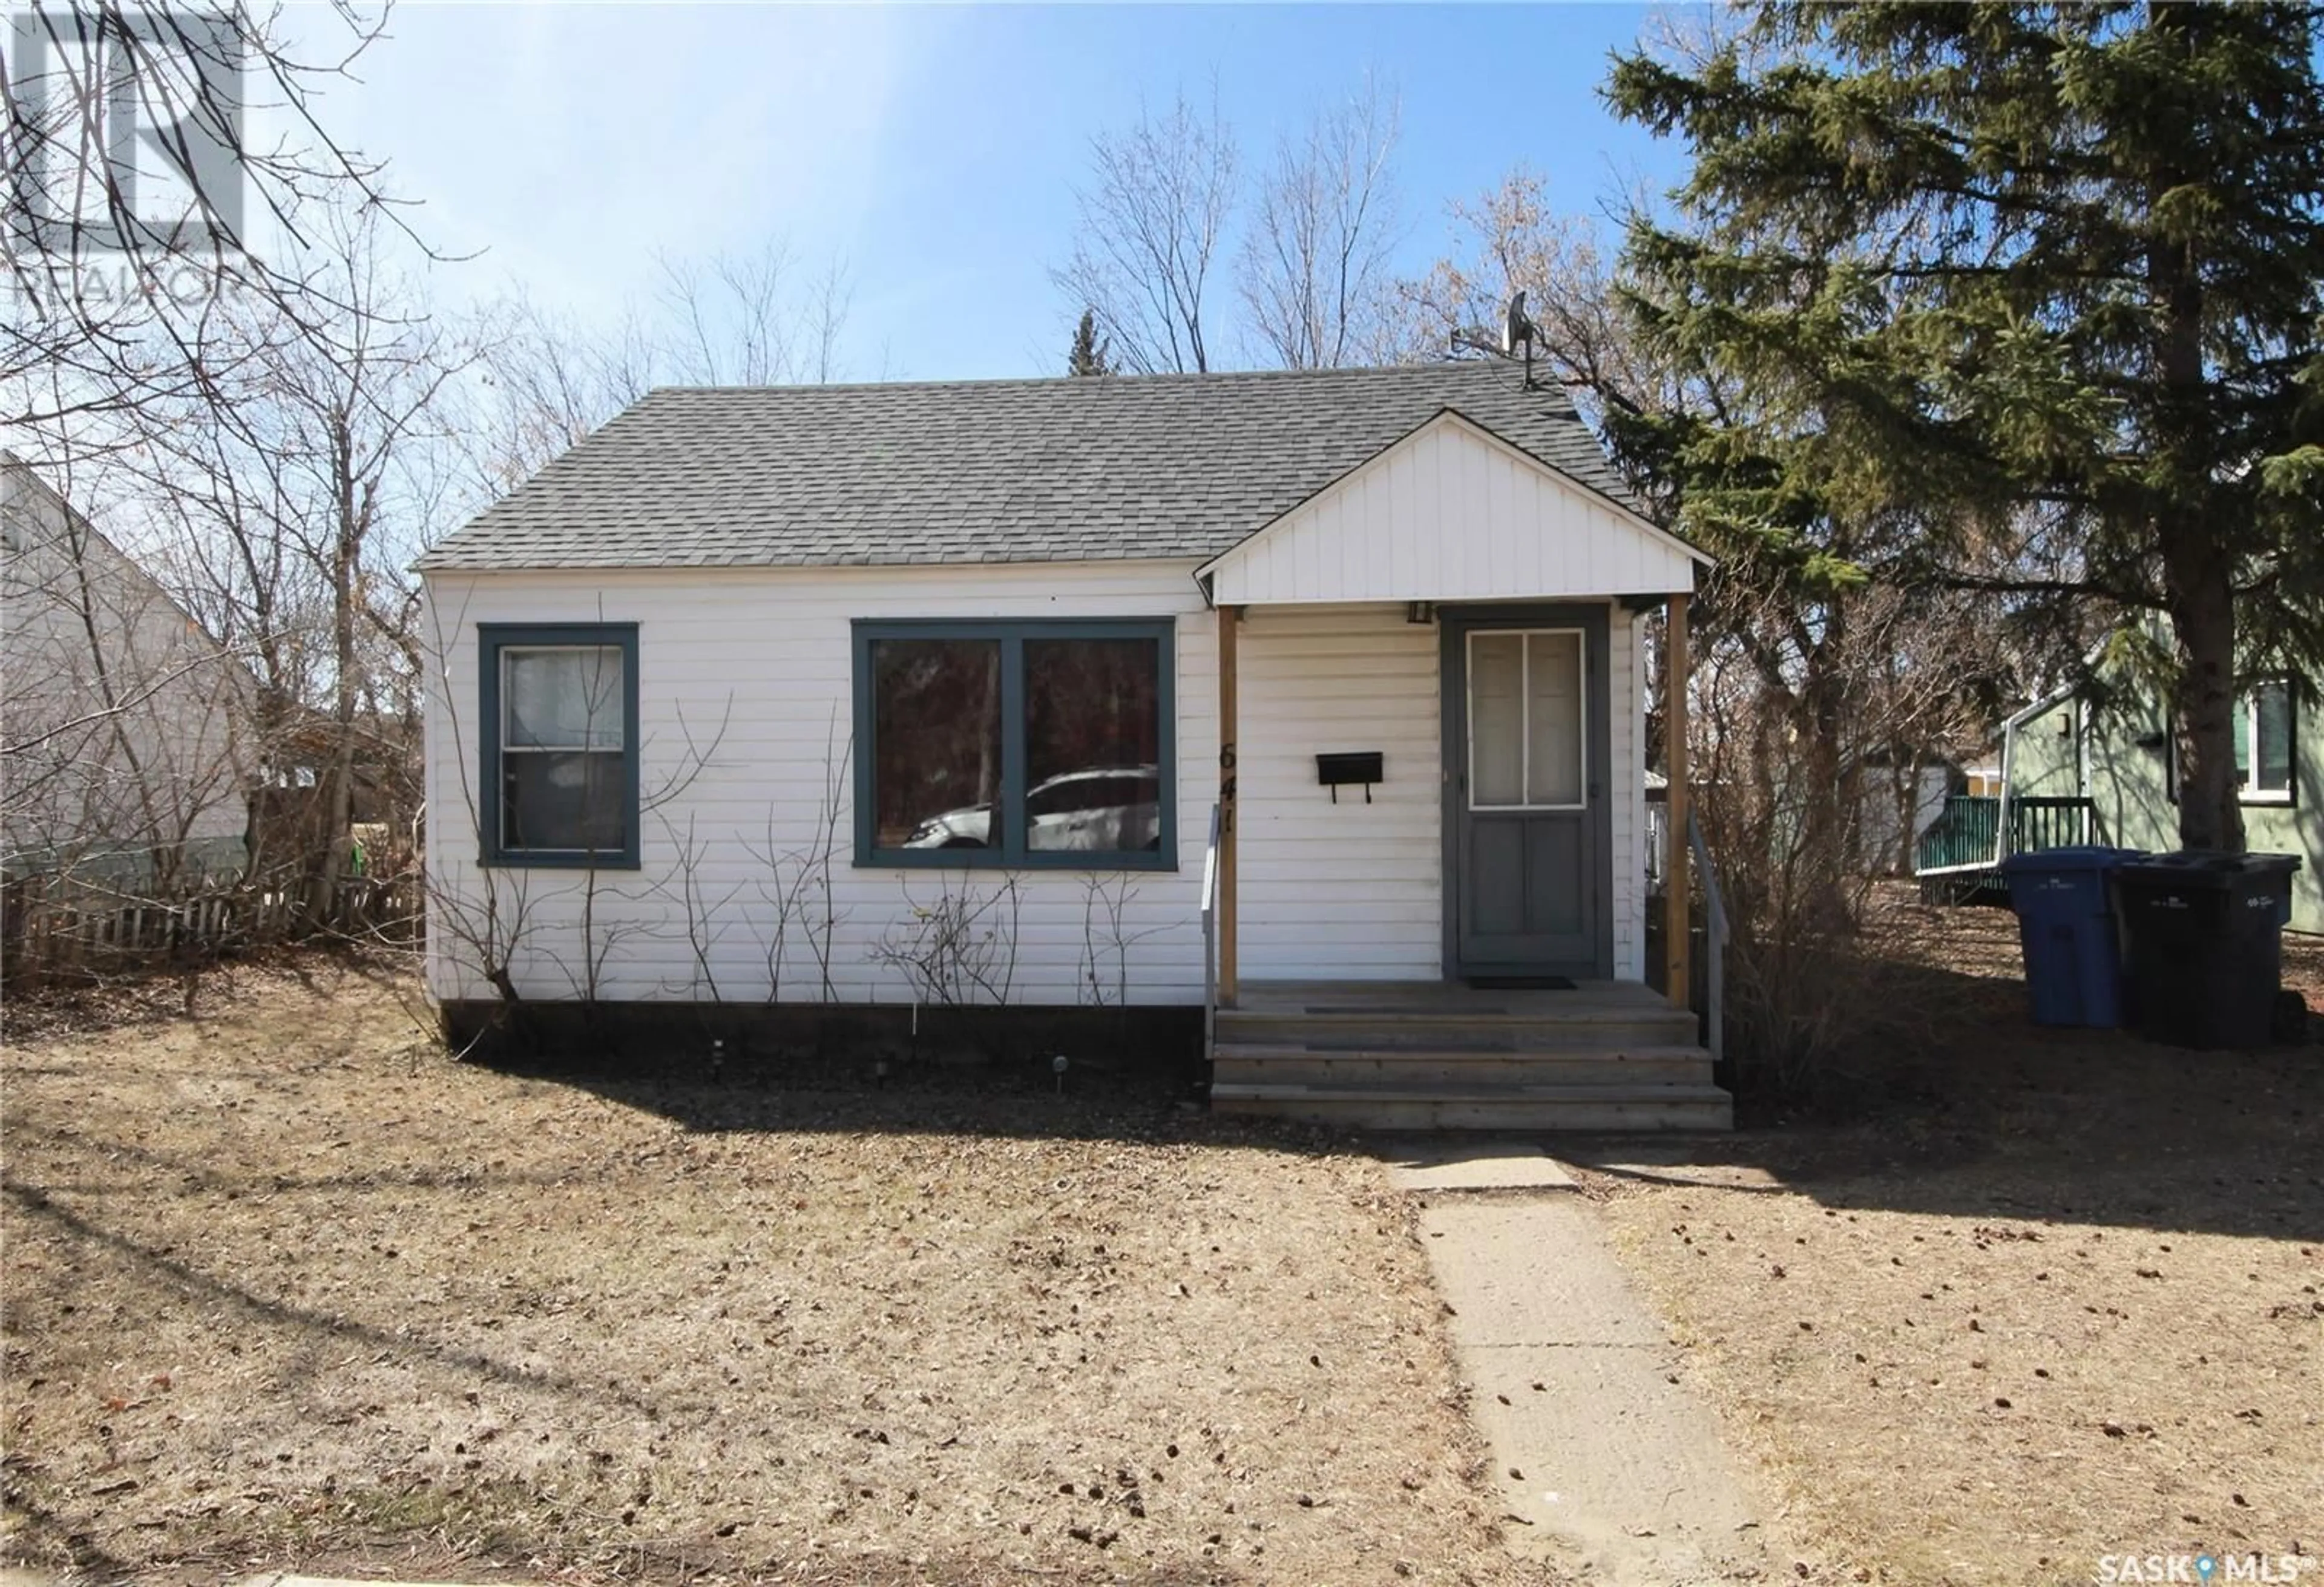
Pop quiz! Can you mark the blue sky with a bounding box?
[300,4,1689,380]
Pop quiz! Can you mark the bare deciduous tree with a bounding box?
[459,300,655,505]
[1,2,430,455]
[1393,169,1675,425]
[133,208,468,917]
[653,240,855,387]
[1051,89,1236,375]
[1238,77,1405,369]
[457,238,855,512]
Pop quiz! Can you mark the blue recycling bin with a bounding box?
[1997,846,2143,1027]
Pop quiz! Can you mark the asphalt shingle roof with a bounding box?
[416,361,1636,572]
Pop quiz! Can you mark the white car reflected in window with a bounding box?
[902,765,1160,853]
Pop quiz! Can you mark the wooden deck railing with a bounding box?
[1914,793,2097,878]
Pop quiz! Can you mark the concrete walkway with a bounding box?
[1381,1140,1769,1586]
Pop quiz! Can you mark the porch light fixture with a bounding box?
[1406,601,1435,625]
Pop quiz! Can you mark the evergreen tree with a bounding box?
[1607,2,2324,850]
[1068,309,1115,378]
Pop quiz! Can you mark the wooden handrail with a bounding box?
[1200,802,1221,1069]
[1687,810,1725,1071]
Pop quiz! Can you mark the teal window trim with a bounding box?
[851,617,1177,871]
[478,622,642,869]
[2164,679,2299,810]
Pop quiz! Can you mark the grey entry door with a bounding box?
[1443,609,1609,978]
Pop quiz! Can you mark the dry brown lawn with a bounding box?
[1577,894,2324,1587]
[1,957,1525,1587]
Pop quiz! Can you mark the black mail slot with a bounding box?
[1316,751,1384,786]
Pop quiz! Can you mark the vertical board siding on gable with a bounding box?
[1236,604,1443,980]
[422,561,1218,1006]
[1210,419,1698,606]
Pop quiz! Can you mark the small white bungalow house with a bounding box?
[417,362,1727,1128]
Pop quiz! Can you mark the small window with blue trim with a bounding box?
[853,619,1175,869]
[479,623,640,868]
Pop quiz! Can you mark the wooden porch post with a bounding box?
[1218,603,1240,1006]
[1663,592,1692,1012]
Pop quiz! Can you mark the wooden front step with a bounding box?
[1215,1007,1701,1050]
[1210,978,1730,1132]
[1210,1082,1735,1133]
[1216,978,1701,1050]
[1213,1042,1714,1089]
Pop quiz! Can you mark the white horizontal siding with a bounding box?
[1236,604,1443,980]
[1206,414,1699,606]
[421,566,1656,1007]
[422,561,1218,1006]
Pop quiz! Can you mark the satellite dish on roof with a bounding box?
[1502,290,1535,356]
[1446,292,1547,386]
[1502,292,1540,385]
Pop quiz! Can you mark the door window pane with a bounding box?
[1469,633,1524,807]
[1526,630,1584,806]
[871,638,1004,848]
[1471,630,1584,809]
[1024,638,1162,852]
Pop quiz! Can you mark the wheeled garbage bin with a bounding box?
[1997,846,2142,1027]
[2110,850,2303,1050]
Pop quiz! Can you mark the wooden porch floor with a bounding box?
[1230,978,1679,1018]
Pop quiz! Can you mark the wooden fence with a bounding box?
[1,866,422,991]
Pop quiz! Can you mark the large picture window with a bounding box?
[479,624,640,868]
[853,620,1174,869]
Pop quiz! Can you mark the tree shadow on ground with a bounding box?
[484,1056,1350,1159]
[1,939,422,1045]
[460,996,1355,1155]
[1541,903,2323,1243]
[461,902,2324,1229]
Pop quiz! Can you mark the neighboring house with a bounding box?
[1858,751,1963,877]
[2007,658,2319,934]
[416,364,1727,1128]
[1,453,254,887]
